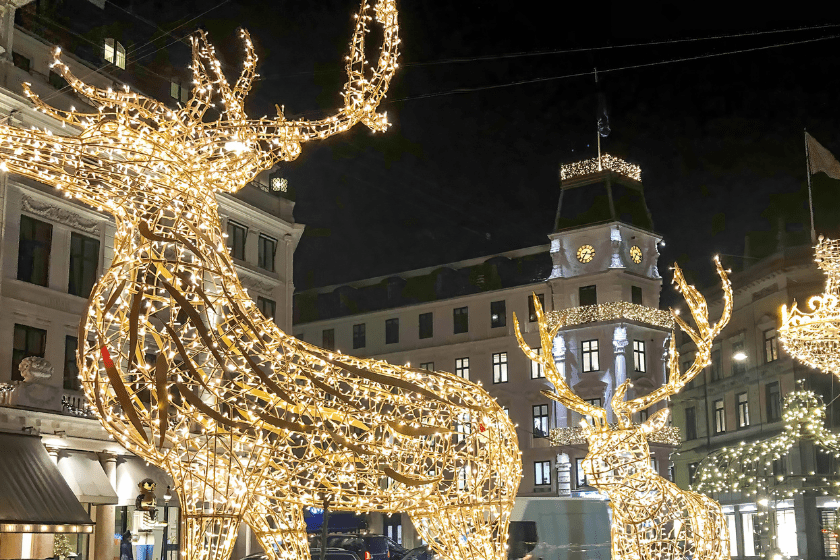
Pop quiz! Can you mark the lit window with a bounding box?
[419,362,434,371]
[764,329,779,363]
[714,399,726,434]
[492,352,508,383]
[582,339,599,372]
[776,509,798,557]
[490,300,506,328]
[726,513,738,557]
[454,412,471,443]
[534,461,551,486]
[530,347,544,379]
[170,80,190,103]
[532,404,549,438]
[742,512,757,556]
[104,38,125,69]
[455,357,469,380]
[732,341,746,374]
[633,340,646,372]
[104,38,115,63]
[575,458,587,488]
[737,392,750,428]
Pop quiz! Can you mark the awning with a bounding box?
[115,457,178,507]
[57,451,119,505]
[0,432,93,533]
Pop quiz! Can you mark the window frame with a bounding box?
[530,347,544,379]
[575,458,587,488]
[732,340,746,375]
[322,328,335,351]
[579,285,597,306]
[257,296,276,321]
[419,312,433,339]
[18,214,53,287]
[226,220,247,261]
[63,335,80,391]
[528,293,545,322]
[581,339,600,372]
[631,285,643,305]
[385,318,400,345]
[767,381,782,422]
[685,406,697,441]
[532,404,549,438]
[490,300,506,329]
[455,357,470,380]
[764,329,779,363]
[12,323,47,382]
[68,232,100,298]
[453,306,469,334]
[419,362,434,371]
[534,460,551,486]
[492,352,508,384]
[352,323,366,349]
[257,234,277,272]
[713,398,726,434]
[633,340,646,373]
[737,392,750,428]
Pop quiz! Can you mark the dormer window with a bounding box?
[170,80,190,103]
[104,38,125,69]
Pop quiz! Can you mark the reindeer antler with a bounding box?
[612,257,733,427]
[514,295,609,430]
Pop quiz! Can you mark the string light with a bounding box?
[515,258,733,560]
[550,424,681,446]
[0,4,522,560]
[780,236,840,377]
[545,301,674,333]
[559,153,642,182]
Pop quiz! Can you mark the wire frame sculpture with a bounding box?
[0,4,522,560]
[515,258,733,560]
[780,236,840,377]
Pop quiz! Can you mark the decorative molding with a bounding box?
[239,273,280,296]
[21,194,101,235]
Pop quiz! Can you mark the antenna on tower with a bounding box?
[595,68,610,171]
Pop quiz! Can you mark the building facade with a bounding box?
[671,245,840,560]
[294,156,678,552]
[0,3,304,559]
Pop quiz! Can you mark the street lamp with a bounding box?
[161,486,171,560]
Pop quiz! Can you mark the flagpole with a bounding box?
[595,68,602,171]
[805,128,816,244]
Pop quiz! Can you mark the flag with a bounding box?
[806,132,840,179]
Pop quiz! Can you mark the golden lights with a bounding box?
[559,153,642,182]
[515,258,733,560]
[0,4,522,560]
[545,301,675,333]
[780,236,840,377]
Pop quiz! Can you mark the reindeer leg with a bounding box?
[244,497,309,560]
[181,512,242,560]
[409,499,512,560]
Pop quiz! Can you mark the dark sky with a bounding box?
[143,1,840,299]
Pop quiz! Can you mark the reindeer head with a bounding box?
[514,258,732,491]
[0,0,399,224]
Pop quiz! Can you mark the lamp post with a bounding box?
[161,486,172,560]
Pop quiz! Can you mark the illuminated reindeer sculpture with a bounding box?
[0,4,521,560]
[514,258,733,560]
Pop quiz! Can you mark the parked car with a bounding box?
[239,548,361,560]
[400,546,439,560]
[310,534,406,560]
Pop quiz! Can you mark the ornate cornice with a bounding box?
[21,195,101,235]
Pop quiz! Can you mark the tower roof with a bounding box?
[555,154,653,232]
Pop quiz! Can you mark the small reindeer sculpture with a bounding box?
[514,258,733,560]
[0,4,521,560]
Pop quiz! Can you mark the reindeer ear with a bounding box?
[641,407,670,434]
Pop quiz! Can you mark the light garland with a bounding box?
[0,4,523,560]
[550,424,681,446]
[545,301,674,335]
[780,237,840,377]
[515,258,733,560]
[559,153,642,182]
[694,390,840,499]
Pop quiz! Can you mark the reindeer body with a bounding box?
[515,259,734,560]
[0,4,521,560]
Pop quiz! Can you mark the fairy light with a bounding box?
[545,301,674,333]
[559,153,642,182]
[0,4,521,560]
[550,424,681,446]
[515,258,733,560]
[780,236,840,377]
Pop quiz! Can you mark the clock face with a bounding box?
[630,245,643,264]
[577,244,595,263]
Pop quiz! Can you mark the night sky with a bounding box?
[143,1,840,301]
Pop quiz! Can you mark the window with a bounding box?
[490,300,506,328]
[455,357,470,380]
[530,347,544,379]
[322,329,335,351]
[726,513,738,557]
[170,80,190,103]
[104,38,125,69]
[732,341,746,375]
[575,458,587,488]
[257,234,277,272]
[386,318,399,344]
[454,413,471,444]
[776,509,799,558]
[528,293,545,322]
[352,324,365,349]
[68,232,100,297]
[419,362,434,371]
[226,220,246,260]
[419,312,433,339]
[820,509,839,558]
[534,461,551,486]
[63,336,80,391]
[713,399,726,434]
[685,406,697,441]
[257,296,276,321]
[18,215,52,286]
[687,462,698,484]
[764,329,779,363]
[633,340,646,372]
[639,409,649,423]
[631,285,643,305]
[581,339,599,372]
[710,349,722,381]
[742,512,757,557]
[579,285,597,306]
[532,404,549,438]
[12,324,47,382]
[650,454,658,473]
[453,307,469,334]
[492,352,508,383]
[737,392,750,428]
[767,381,782,422]
[12,52,30,72]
